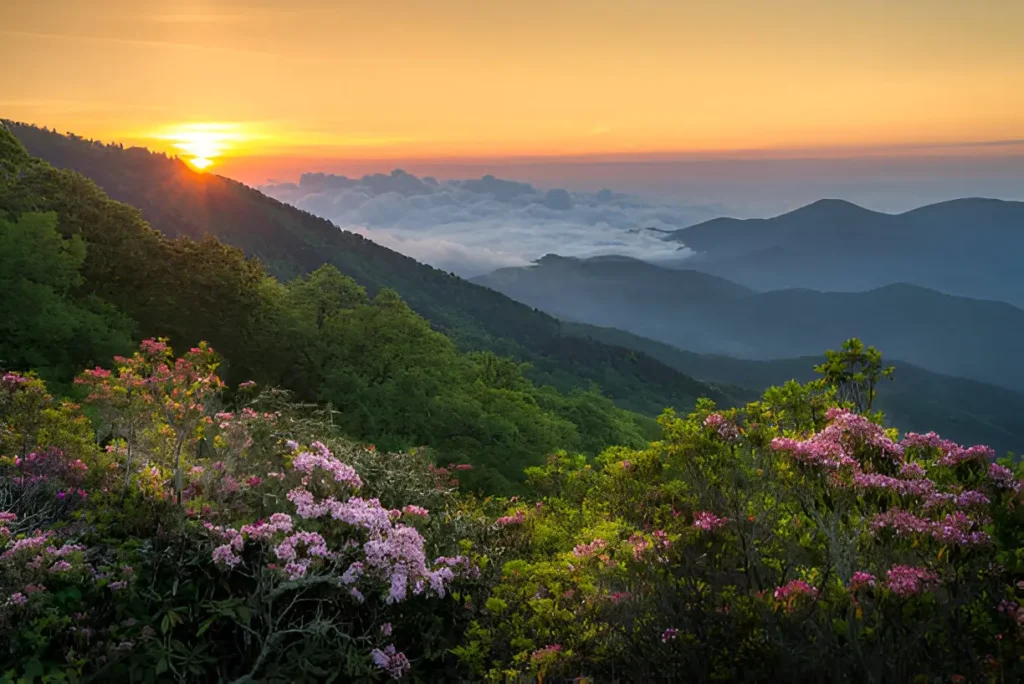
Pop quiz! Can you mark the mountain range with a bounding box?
[473,254,1024,392]
[662,198,1024,307]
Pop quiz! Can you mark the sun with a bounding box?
[152,123,248,172]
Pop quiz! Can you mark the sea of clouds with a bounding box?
[259,171,726,278]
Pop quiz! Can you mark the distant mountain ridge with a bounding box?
[473,254,1024,392]
[564,322,1024,456]
[663,197,1024,306]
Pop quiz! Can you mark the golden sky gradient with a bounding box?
[3,0,1023,175]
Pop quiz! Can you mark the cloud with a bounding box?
[260,170,716,278]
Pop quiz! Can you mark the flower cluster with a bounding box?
[773,579,819,612]
[704,413,740,442]
[989,463,1021,492]
[290,441,363,489]
[693,511,730,532]
[773,409,902,470]
[871,508,990,546]
[402,504,429,518]
[848,571,876,591]
[661,627,679,643]
[530,644,562,663]
[370,644,411,678]
[885,565,940,597]
[573,538,607,558]
[496,510,526,526]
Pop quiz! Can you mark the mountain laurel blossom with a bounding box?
[885,565,940,597]
[693,511,730,531]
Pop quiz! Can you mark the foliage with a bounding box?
[2,343,1022,682]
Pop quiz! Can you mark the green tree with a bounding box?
[813,338,894,414]
[0,212,132,385]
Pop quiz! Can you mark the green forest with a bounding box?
[2,123,1023,682]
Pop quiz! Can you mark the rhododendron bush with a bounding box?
[2,340,1023,681]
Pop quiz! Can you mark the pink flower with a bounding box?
[573,538,607,558]
[370,644,411,678]
[849,571,876,591]
[6,593,28,607]
[402,504,429,517]
[773,580,819,611]
[108,580,128,591]
[49,560,73,573]
[989,463,1021,492]
[496,510,526,526]
[530,644,562,663]
[885,565,939,597]
[693,511,730,532]
[661,627,679,643]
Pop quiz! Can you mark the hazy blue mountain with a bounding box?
[473,255,1024,391]
[662,198,1024,306]
[565,322,1024,456]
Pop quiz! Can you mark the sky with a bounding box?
[2,0,1023,207]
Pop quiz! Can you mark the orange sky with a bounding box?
[3,0,1023,176]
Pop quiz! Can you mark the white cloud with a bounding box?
[260,170,714,278]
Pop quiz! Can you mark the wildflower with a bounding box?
[885,565,939,597]
[989,463,1021,492]
[49,560,73,573]
[773,579,819,611]
[693,511,730,531]
[661,627,679,643]
[402,504,429,517]
[496,510,526,526]
[370,644,411,678]
[6,592,28,607]
[573,538,607,558]
[380,622,393,637]
[849,571,876,591]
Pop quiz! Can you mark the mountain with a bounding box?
[661,197,1024,306]
[564,322,1024,455]
[473,255,1024,392]
[2,121,738,416]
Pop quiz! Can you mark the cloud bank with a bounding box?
[260,170,722,277]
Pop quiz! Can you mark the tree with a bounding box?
[813,338,894,414]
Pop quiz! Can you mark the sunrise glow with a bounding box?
[152,122,251,171]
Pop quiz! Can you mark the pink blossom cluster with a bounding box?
[573,538,607,558]
[496,510,526,526]
[274,531,331,579]
[629,533,651,560]
[530,644,563,662]
[239,513,294,540]
[693,511,730,532]
[5,592,28,607]
[704,413,740,442]
[370,644,411,678]
[773,579,819,611]
[848,571,876,591]
[852,472,935,496]
[885,565,939,597]
[290,441,363,489]
[773,409,902,470]
[871,508,990,546]
[402,505,429,517]
[989,463,1021,492]
[661,627,679,643]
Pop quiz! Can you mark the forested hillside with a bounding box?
[0,123,694,492]
[3,121,738,417]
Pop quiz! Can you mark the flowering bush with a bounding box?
[2,341,1023,681]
